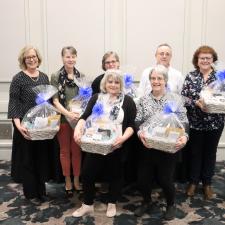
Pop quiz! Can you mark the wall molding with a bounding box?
[41,0,49,75]
[24,0,31,44]
[201,0,208,44]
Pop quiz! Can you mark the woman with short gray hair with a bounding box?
[134,64,188,220]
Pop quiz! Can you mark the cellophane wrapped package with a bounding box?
[80,100,121,155]
[123,73,140,104]
[67,79,92,128]
[21,85,60,140]
[142,101,185,153]
[200,70,225,113]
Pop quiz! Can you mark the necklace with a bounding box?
[23,70,40,82]
[29,76,39,82]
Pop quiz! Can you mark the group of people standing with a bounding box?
[8,43,224,220]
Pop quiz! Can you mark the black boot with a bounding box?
[164,205,176,220]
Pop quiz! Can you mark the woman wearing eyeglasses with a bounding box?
[134,64,188,220]
[181,45,224,200]
[91,51,120,95]
[8,46,59,202]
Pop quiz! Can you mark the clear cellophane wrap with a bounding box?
[21,85,60,140]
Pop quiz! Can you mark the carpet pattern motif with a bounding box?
[1,160,225,225]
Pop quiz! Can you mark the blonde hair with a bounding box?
[100,69,124,93]
[18,45,42,70]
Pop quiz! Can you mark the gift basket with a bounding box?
[142,101,185,153]
[200,70,225,113]
[67,80,92,128]
[123,73,140,104]
[21,85,60,140]
[80,95,122,155]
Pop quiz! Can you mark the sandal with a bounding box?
[65,186,74,197]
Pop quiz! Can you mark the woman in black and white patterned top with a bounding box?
[134,65,188,220]
[8,46,58,202]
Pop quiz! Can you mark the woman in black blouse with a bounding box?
[181,45,224,200]
[8,46,58,202]
[72,69,136,218]
[91,51,120,95]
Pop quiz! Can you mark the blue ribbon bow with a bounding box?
[216,70,225,82]
[163,101,180,114]
[35,93,47,105]
[92,102,104,117]
[124,73,134,88]
[79,86,93,99]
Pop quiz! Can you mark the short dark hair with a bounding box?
[61,46,77,57]
[192,45,218,69]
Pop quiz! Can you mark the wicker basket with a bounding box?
[80,137,115,155]
[201,89,225,114]
[145,135,179,154]
[27,126,59,140]
[202,98,225,114]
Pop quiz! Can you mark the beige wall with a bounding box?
[1,0,225,159]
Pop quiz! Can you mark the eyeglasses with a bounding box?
[158,52,171,57]
[150,77,164,81]
[105,60,117,65]
[25,55,37,61]
[198,57,213,61]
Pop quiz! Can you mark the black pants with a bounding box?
[188,126,224,185]
[81,150,123,205]
[11,125,57,199]
[137,148,177,206]
[22,138,54,198]
[122,133,141,184]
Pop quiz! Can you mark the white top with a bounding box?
[138,66,184,96]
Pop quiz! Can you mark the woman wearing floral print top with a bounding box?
[181,45,224,200]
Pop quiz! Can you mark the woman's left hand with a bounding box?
[112,136,124,150]
[175,136,188,150]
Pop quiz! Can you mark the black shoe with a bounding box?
[164,205,176,220]
[65,186,74,198]
[38,195,51,203]
[28,198,42,205]
[134,202,150,217]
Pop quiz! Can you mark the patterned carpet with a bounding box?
[1,160,225,225]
